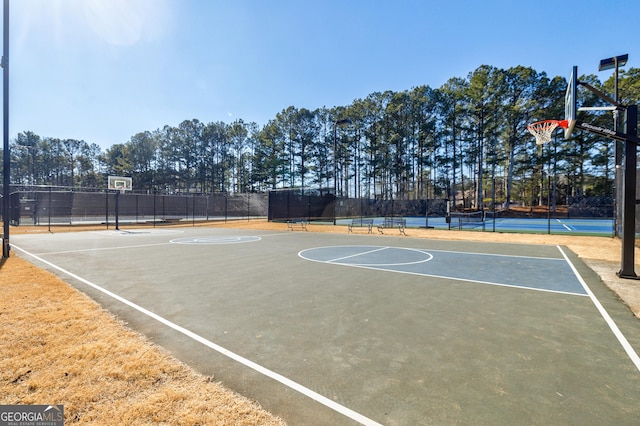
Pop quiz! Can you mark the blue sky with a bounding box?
[5,0,640,149]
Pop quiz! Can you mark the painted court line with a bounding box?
[328,246,389,263]
[331,261,586,297]
[331,248,433,267]
[12,244,383,426]
[30,242,172,256]
[170,236,262,244]
[300,246,585,297]
[97,229,184,236]
[418,247,566,262]
[303,245,434,267]
[557,245,640,373]
[555,219,575,232]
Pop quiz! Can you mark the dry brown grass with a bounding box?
[2,219,639,425]
[0,254,285,425]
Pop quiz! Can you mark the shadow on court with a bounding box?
[12,228,640,425]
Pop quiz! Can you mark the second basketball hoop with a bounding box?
[527,119,568,145]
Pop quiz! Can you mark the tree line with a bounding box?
[5,65,640,210]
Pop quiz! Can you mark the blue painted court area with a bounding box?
[337,216,614,235]
[299,245,587,295]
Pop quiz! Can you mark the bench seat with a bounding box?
[287,220,308,231]
[377,217,406,236]
[348,219,374,234]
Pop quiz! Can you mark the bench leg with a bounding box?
[288,222,307,231]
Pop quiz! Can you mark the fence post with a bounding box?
[153,191,157,228]
[47,186,51,232]
[115,190,120,230]
[105,190,109,229]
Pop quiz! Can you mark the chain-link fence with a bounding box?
[7,188,267,226]
[267,187,448,222]
[266,188,614,224]
[2,185,617,230]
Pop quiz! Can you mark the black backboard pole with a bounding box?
[618,105,638,279]
[574,72,639,278]
[574,112,639,279]
[2,0,9,258]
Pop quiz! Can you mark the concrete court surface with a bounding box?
[12,227,640,425]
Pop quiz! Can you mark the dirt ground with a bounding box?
[1,220,639,424]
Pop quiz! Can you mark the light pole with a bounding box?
[333,118,352,225]
[2,0,9,258]
[599,54,628,136]
[599,54,628,237]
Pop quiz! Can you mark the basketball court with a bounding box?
[11,227,640,425]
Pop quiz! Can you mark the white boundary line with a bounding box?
[12,245,383,426]
[170,236,262,244]
[557,246,640,372]
[331,261,586,297]
[302,244,561,262]
[556,219,573,231]
[418,247,566,261]
[97,229,185,236]
[32,242,172,256]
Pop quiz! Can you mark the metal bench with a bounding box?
[348,218,374,234]
[377,217,406,236]
[287,219,308,231]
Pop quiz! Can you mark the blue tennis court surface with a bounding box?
[336,216,614,235]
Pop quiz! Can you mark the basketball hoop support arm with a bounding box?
[578,80,622,109]
[574,79,640,144]
[575,77,639,278]
[574,121,640,145]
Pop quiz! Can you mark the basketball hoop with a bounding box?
[527,120,568,145]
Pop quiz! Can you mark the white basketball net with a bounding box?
[527,120,560,145]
